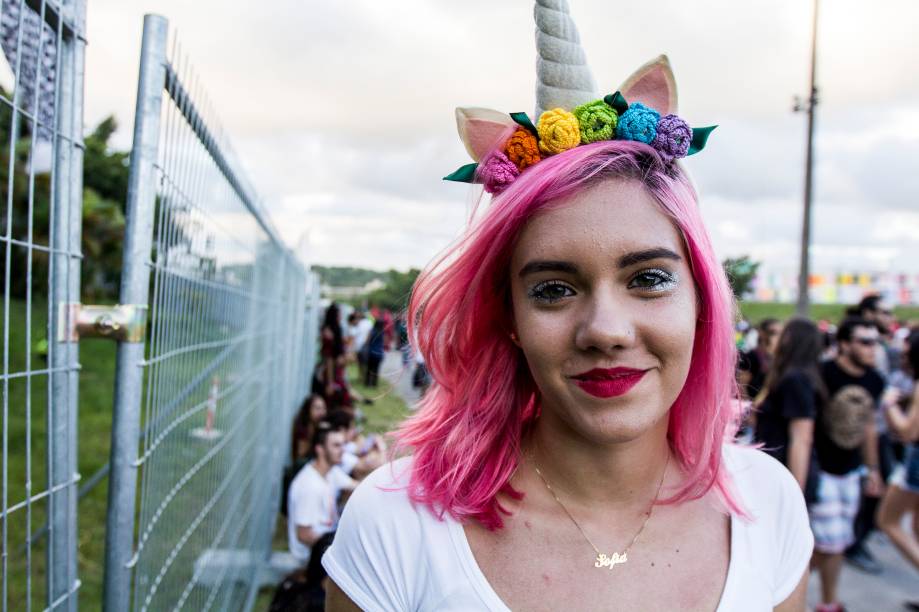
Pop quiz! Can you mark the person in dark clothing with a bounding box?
[755,317,825,500]
[291,394,328,464]
[319,303,354,410]
[738,317,780,400]
[269,531,336,612]
[810,317,885,610]
[364,319,386,387]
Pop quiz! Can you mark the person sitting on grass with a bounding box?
[286,422,355,566]
[325,409,386,481]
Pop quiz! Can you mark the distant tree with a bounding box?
[364,268,420,312]
[723,255,760,300]
[0,108,131,300]
[313,265,388,287]
[80,116,130,300]
[83,116,130,204]
[0,85,52,298]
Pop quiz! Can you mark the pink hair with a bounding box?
[396,140,744,530]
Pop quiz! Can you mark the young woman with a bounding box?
[754,317,825,498]
[323,7,812,610]
[290,394,328,464]
[318,302,353,410]
[877,330,919,573]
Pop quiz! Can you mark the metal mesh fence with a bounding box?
[101,15,318,612]
[0,0,84,609]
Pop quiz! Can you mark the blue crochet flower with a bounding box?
[616,103,660,144]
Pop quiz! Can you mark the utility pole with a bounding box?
[795,0,820,316]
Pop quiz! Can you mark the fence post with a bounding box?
[102,14,168,612]
[48,0,87,608]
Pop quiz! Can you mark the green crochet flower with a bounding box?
[573,100,619,144]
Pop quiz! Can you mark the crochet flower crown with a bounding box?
[445,88,716,194]
[443,1,716,194]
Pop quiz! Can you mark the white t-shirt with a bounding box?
[341,450,359,475]
[345,324,359,351]
[323,445,814,611]
[287,462,354,562]
[353,318,373,352]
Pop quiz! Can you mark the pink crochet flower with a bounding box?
[480,151,520,194]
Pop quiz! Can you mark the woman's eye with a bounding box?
[528,281,575,304]
[628,269,677,292]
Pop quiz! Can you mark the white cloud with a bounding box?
[83,0,919,275]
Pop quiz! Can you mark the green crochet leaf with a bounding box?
[510,112,538,137]
[443,162,478,183]
[603,91,629,116]
[687,125,717,156]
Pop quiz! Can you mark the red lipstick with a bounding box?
[570,367,647,398]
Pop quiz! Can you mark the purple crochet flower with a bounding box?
[651,114,693,163]
[480,151,520,194]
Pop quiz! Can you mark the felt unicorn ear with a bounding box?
[619,55,678,116]
[455,107,516,162]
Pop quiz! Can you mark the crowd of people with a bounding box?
[270,302,424,610]
[738,295,919,612]
[272,294,919,610]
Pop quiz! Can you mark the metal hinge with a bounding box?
[57,303,148,343]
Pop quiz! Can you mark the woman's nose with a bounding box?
[574,288,637,353]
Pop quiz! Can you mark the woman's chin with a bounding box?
[562,404,667,446]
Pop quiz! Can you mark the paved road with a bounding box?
[806,532,918,611]
[381,352,919,610]
[380,350,421,407]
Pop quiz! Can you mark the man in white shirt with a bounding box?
[287,423,357,564]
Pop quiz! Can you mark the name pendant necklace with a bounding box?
[532,452,669,570]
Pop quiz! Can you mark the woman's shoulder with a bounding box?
[720,445,814,604]
[723,444,809,533]
[722,444,807,520]
[347,456,417,513]
[338,455,449,537]
[323,456,453,609]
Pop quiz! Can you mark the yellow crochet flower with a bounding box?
[537,108,581,155]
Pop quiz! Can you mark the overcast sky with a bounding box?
[84,0,919,274]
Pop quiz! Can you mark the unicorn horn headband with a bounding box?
[445,0,716,194]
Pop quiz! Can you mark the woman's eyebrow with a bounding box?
[518,249,680,277]
[518,260,578,277]
[617,247,681,268]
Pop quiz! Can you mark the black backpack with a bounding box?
[268,568,324,611]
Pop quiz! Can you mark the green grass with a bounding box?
[2,298,116,610]
[347,363,412,437]
[739,301,919,326]
[3,298,415,611]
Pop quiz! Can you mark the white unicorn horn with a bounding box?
[534,0,598,121]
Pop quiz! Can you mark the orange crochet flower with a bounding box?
[504,128,541,171]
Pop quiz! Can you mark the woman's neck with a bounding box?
[526,412,673,508]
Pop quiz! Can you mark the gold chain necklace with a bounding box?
[531,452,669,570]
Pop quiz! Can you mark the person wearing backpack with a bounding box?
[810,317,885,612]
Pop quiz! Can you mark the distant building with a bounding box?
[321,278,386,300]
[750,270,919,305]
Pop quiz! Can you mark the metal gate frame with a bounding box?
[101,14,316,611]
[1,0,85,609]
